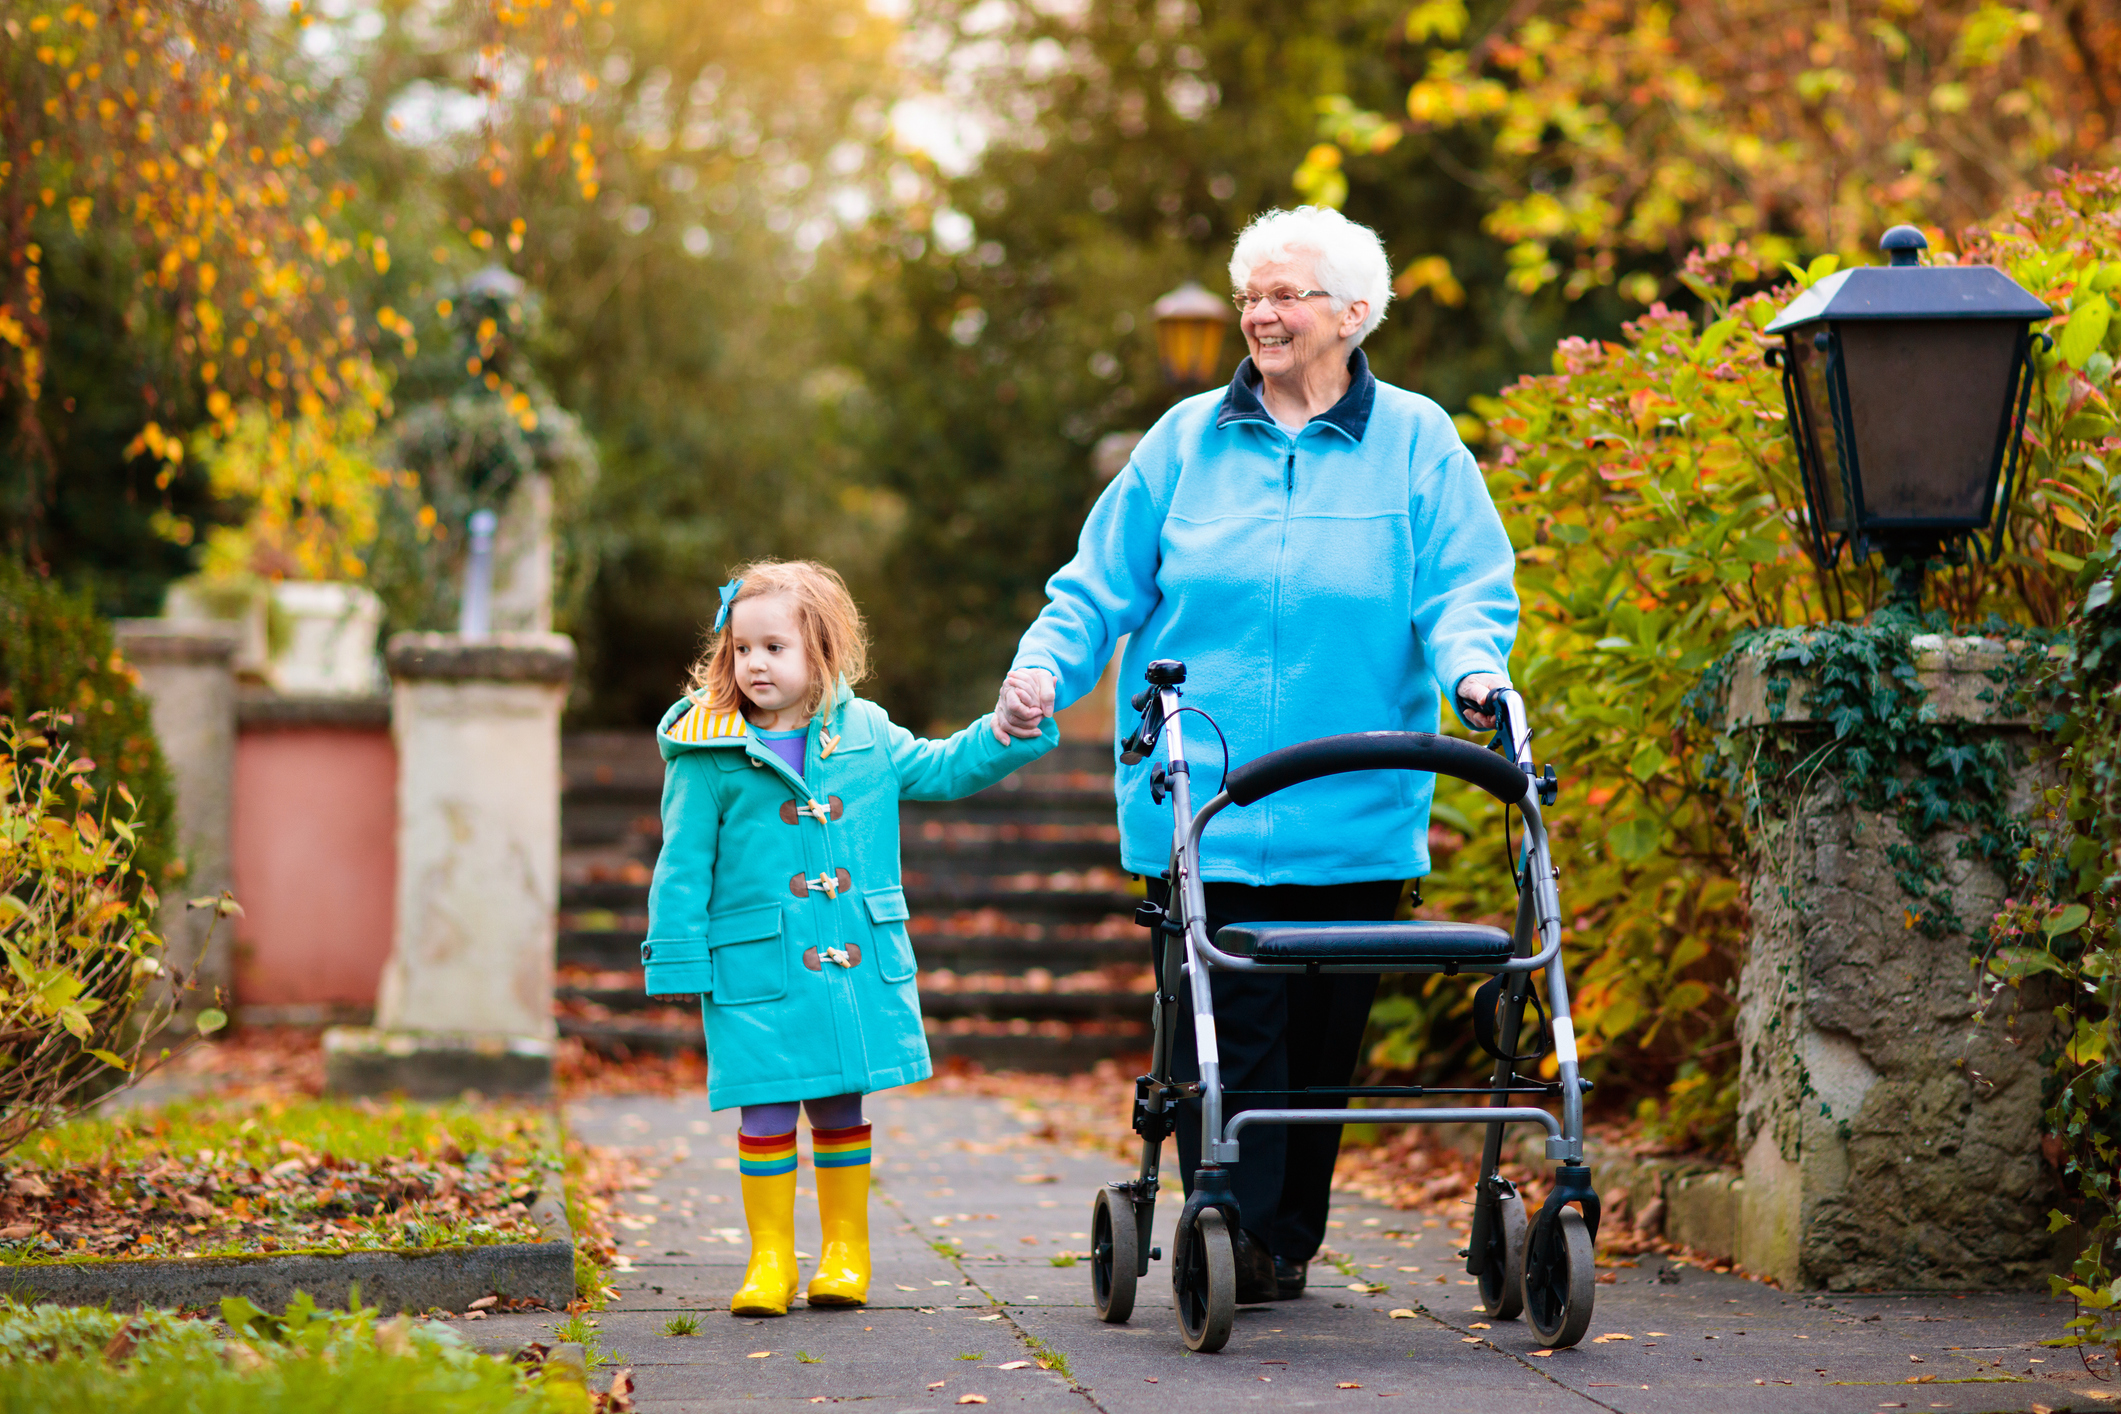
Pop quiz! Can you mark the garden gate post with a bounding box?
[1726,634,2060,1290]
[324,632,574,1097]
[112,619,240,1021]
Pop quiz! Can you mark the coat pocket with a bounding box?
[706,904,788,1005]
[863,886,916,984]
[640,936,711,997]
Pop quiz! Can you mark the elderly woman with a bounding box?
[994,206,1517,1305]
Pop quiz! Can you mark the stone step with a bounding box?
[557,985,1149,1022]
[559,880,1137,920]
[560,930,1149,973]
[557,1015,1148,1073]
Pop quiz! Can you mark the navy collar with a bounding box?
[1215,347,1376,440]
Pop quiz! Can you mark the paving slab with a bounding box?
[488,1089,2098,1413]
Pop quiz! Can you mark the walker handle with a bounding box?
[1223,731,1528,808]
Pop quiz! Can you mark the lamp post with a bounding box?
[1765,225,2052,610]
[1152,280,1234,390]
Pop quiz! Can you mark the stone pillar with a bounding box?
[112,620,239,1014]
[1727,634,2059,1290]
[324,633,574,1097]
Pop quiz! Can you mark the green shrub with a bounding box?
[0,560,175,888]
[0,718,221,1157]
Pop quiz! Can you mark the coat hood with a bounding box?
[656,679,860,761]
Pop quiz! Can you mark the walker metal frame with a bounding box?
[1086,659,1599,1352]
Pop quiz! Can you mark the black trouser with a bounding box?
[1146,877,1400,1266]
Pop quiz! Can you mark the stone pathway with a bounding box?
[474,1090,2092,1413]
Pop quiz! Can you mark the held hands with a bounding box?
[992,668,1056,743]
[1457,672,1514,731]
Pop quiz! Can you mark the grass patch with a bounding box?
[0,1296,579,1411]
[551,1313,621,1371]
[1020,1332,1074,1383]
[0,1096,558,1265]
[662,1314,701,1337]
[956,1351,984,1361]
[796,1350,820,1364]
[1047,1253,1077,1268]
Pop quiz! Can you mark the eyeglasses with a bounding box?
[1232,289,1331,313]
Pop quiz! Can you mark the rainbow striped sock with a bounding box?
[810,1122,872,1169]
[738,1130,797,1177]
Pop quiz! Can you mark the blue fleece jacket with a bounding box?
[1011,350,1518,885]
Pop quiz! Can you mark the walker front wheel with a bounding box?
[1477,1191,1528,1321]
[1171,1206,1236,1353]
[1518,1206,1594,1349]
[1090,1186,1139,1324]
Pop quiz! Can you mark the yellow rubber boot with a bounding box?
[731,1132,800,1317]
[805,1123,872,1308]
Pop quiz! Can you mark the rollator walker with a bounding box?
[1085,660,1598,1353]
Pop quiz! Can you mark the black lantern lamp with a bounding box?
[1765,225,2053,608]
[1152,281,1235,389]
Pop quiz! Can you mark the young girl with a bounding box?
[641,560,1055,1316]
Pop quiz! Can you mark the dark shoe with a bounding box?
[1230,1227,1278,1305]
[1273,1256,1308,1300]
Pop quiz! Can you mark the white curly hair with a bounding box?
[1228,206,1393,346]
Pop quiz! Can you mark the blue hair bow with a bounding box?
[713,578,744,633]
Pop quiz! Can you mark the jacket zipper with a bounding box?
[1265,437,1296,877]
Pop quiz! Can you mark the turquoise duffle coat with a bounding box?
[641,684,1057,1110]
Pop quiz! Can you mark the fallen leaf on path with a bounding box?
[1905,1376,1935,1384]
[956,1396,987,1405]
[1396,1266,1420,1273]
[1388,1309,1416,1319]
[1528,1349,1554,1357]
[0,1224,34,1241]
[1337,1382,1363,1389]
[1347,1282,1387,1294]
[1468,1323,1490,1330]
[1591,1333,1633,1343]
[1460,1338,1482,1345]
[468,1296,498,1311]
[999,1362,1031,1370]
[975,1314,1002,1322]
[928,1381,946,1390]
[1015,1174,1058,1184]
[897,1285,919,1291]
[747,1351,772,1359]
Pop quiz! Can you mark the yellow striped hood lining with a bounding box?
[663,701,750,744]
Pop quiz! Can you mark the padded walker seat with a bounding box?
[1216,919,1513,968]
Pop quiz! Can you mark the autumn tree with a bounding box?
[0,0,597,608]
[1305,0,2121,304]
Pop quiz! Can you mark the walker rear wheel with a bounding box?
[1171,1206,1235,1353]
[1477,1191,1528,1321]
[1518,1206,1594,1349]
[1090,1186,1138,1324]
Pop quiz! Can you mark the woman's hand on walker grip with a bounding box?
[993,669,1054,742]
[1457,672,1513,731]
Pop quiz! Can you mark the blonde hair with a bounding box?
[685,559,870,726]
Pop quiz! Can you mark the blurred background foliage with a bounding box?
[6,0,2121,1137]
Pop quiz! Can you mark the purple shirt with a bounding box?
[757,729,806,776]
